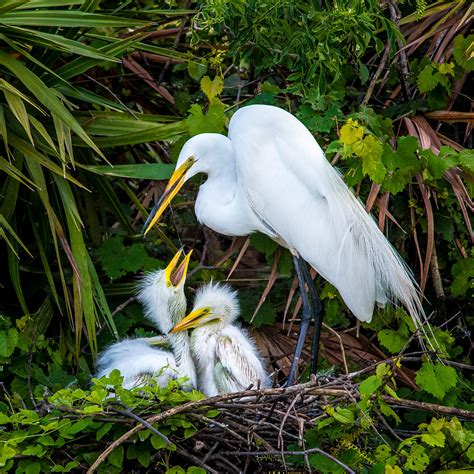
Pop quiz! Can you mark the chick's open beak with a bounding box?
[165,249,193,288]
[170,307,210,333]
[143,157,196,235]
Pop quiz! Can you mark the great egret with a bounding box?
[144,104,425,385]
[95,250,197,389]
[170,282,270,396]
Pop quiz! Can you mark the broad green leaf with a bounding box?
[378,324,409,354]
[340,119,364,145]
[200,75,224,101]
[450,257,473,297]
[453,34,474,71]
[359,374,383,398]
[188,61,207,81]
[404,444,429,472]
[187,103,225,136]
[415,362,457,400]
[417,64,438,92]
[421,430,445,447]
[354,135,385,183]
[421,147,458,180]
[458,149,474,173]
[0,328,19,357]
[332,407,355,424]
[108,445,124,468]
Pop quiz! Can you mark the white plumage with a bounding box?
[95,252,197,390]
[145,104,424,328]
[170,282,270,397]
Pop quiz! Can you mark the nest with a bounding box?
[87,369,472,474]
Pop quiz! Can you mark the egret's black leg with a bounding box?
[286,255,313,386]
[301,262,324,375]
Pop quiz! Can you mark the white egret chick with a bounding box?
[144,104,427,384]
[170,282,270,397]
[95,250,196,390]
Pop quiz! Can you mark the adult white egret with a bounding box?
[144,104,425,385]
[95,250,197,389]
[170,282,270,396]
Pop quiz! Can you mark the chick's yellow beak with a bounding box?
[143,157,196,235]
[170,307,210,333]
[165,249,193,288]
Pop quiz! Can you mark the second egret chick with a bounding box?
[95,250,196,390]
[171,282,270,397]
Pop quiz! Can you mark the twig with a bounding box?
[107,404,170,445]
[221,448,356,473]
[382,396,474,420]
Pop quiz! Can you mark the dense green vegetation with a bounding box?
[0,0,472,472]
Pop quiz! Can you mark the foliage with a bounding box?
[0,367,208,472]
[0,0,189,354]
[0,0,472,471]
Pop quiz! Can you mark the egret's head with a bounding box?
[170,282,239,333]
[143,134,232,235]
[137,249,192,332]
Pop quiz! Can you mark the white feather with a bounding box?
[177,105,425,329]
[188,282,270,396]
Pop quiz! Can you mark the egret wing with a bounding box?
[214,327,268,393]
[228,105,422,324]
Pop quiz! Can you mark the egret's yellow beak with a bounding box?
[143,157,196,235]
[170,307,211,333]
[165,249,193,288]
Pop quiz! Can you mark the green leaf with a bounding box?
[417,64,438,92]
[137,449,151,468]
[415,362,457,400]
[151,433,167,450]
[453,34,474,71]
[200,75,223,101]
[359,374,383,398]
[450,258,473,298]
[108,445,124,468]
[0,11,149,27]
[332,407,354,424]
[378,324,409,354]
[421,430,445,447]
[2,88,33,143]
[0,52,103,157]
[0,328,19,357]
[83,163,175,180]
[382,136,422,194]
[250,232,278,259]
[354,135,385,183]
[404,443,429,472]
[188,61,207,81]
[340,118,364,145]
[458,149,474,173]
[187,103,225,136]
